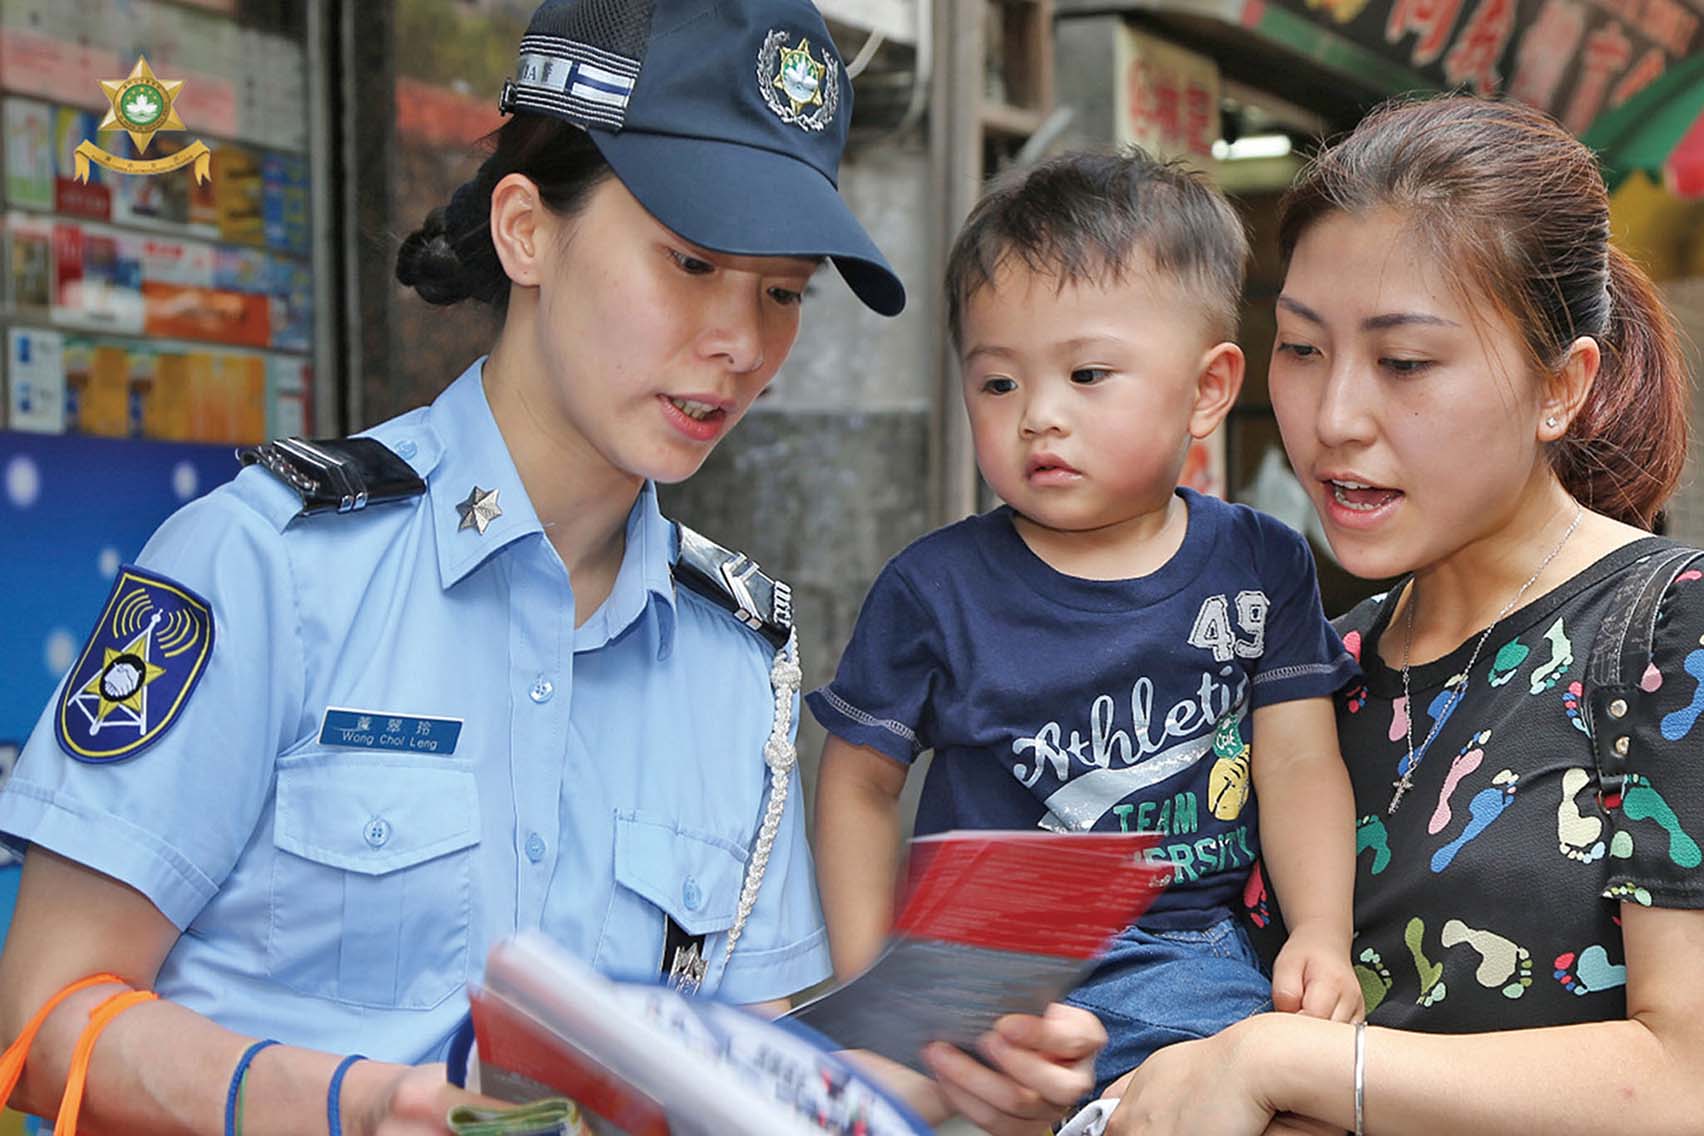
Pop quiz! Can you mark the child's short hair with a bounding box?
[944,148,1249,348]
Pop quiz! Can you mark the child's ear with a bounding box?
[1189,341,1244,440]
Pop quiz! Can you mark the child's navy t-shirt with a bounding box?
[806,489,1357,926]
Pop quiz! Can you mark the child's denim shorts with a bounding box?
[1064,913,1272,1096]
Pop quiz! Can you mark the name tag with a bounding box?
[318,707,463,754]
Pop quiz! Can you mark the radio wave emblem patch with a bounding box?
[56,566,215,763]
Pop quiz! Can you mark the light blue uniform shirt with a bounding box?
[0,359,829,1064]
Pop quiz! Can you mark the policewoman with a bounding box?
[0,1,1104,1134]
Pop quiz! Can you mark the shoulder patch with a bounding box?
[56,566,215,763]
[672,524,793,651]
[236,437,425,518]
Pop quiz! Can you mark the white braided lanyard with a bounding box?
[722,626,802,965]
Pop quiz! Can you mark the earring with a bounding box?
[1546,416,1559,428]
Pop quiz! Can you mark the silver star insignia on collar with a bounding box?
[456,485,502,535]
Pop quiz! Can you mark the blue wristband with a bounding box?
[224,1039,279,1136]
[326,1053,366,1136]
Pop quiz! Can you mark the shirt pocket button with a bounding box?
[683,879,703,911]
[364,818,391,848]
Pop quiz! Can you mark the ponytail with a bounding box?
[1553,246,1689,530]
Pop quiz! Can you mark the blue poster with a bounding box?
[0,433,237,905]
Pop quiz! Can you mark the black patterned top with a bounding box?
[1249,539,1704,1031]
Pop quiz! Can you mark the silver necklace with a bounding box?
[1391,505,1584,814]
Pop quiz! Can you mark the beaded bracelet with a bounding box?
[225,1039,279,1136]
[327,1053,367,1136]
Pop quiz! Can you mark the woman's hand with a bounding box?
[353,1062,512,1136]
[920,1002,1107,1135]
[1103,1019,1276,1136]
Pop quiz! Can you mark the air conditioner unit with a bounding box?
[820,0,929,134]
[818,0,919,45]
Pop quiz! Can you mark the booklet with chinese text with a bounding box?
[465,830,1163,1134]
[787,830,1165,1072]
[467,934,931,1136]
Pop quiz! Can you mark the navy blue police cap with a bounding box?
[500,0,906,316]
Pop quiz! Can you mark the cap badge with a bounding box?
[757,31,838,132]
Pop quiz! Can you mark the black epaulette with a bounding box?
[236,437,426,517]
[672,524,793,651]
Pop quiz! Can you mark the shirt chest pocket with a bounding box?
[268,751,480,1009]
[593,812,748,990]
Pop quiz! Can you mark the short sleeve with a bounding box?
[716,716,834,1003]
[804,561,944,764]
[1604,569,1704,909]
[1248,517,1358,710]
[0,489,305,928]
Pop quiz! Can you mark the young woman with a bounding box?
[0,2,1101,1133]
[1104,95,1704,1135]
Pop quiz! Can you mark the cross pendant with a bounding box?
[1389,776,1413,814]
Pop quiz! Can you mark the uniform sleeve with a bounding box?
[716,693,833,1003]
[0,488,305,929]
[804,561,944,764]
[1603,569,1704,909]
[1248,517,1359,710]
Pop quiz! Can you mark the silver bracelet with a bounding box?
[1353,1019,1367,1136]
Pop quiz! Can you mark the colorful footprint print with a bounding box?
[1658,647,1704,741]
[1441,919,1533,999]
[1620,773,1703,868]
[1642,661,1663,693]
[1558,767,1606,863]
[1404,917,1447,1007]
[1354,946,1393,1014]
[1389,695,1410,743]
[1428,729,1489,836]
[1604,880,1654,906]
[1398,682,1466,782]
[1488,637,1528,687]
[1337,635,1368,708]
[1554,944,1626,997]
[1357,814,1392,875]
[1431,770,1520,872]
[1561,681,1588,735]
[1529,618,1574,695]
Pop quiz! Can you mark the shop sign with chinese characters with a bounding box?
[1117,27,1221,166]
[1270,0,1702,134]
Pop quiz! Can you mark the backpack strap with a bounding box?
[1584,542,1704,800]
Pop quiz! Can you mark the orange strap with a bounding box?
[0,973,127,1106]
[54,987,158,1134]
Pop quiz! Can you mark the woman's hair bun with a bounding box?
[396,115,611,311]
[395,206,476,306]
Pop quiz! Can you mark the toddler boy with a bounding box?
[807,150,1363,1093]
